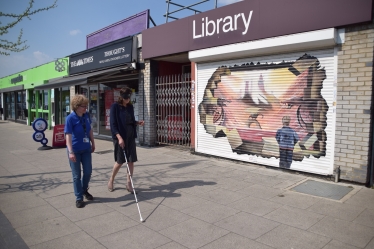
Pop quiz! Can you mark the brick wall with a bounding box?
[139,50,157,146]
[335,23,374,183]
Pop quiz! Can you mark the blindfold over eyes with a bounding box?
[121,93,131,99]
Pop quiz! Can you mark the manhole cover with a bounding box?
[291,180,353,200]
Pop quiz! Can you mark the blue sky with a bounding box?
[0,0,242,78]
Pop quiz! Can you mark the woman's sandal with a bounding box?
[126,186,137,195]
[108,182,114,192]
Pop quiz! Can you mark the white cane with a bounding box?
[124,151,144,222]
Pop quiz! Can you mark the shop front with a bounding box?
[0,85,26,123]
[36,35,143,139]
[0,62,69,128]
[142,0,373,183]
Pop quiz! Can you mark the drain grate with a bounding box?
[291,180,353,200]
[94,149,113,155]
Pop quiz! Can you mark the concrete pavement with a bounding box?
[0,121,374,249]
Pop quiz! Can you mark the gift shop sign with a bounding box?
[69,37,133,75]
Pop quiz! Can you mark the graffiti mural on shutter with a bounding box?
[197,50,335,175]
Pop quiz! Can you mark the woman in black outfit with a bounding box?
[108,87,144,193]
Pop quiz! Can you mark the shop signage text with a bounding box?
[142,0,373,59]
[193,11,253,39]
[70,56,94,68]
[104,47,125,57]
[11,74,23,84]
[69,37,133,75]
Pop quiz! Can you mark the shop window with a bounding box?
[16,91,26,121]
[7,92,15,119]
[43,91,48,110]
[0,95,2,117]
[31,91,36,109]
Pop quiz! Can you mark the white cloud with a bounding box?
[0,54,31,78]
[0,51,54,78]
[33,51,52,65]
[218,0,243,6]
[69,29,81,36]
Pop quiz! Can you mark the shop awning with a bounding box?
[0,85,24,93]
[34,66,130,90]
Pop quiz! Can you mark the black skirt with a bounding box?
[113,125,138,164]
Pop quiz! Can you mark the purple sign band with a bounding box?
[87,10,149,49]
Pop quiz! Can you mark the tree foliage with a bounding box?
[0,0,58,56]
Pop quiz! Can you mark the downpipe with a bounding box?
[334,166,340,183]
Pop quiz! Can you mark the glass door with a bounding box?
[61,87,70,125]
[8,92,15,119]
[89,85,98,134]
[16,91,27,122]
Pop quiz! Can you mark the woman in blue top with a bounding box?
[108,87,144,193]
[65,94,96,208]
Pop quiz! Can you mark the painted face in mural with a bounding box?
[199,54,328,162]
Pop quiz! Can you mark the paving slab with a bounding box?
[181,200,239,223]
[215,176,255,191]
[6,204,63,228]
[197,187,248,205]
[0,210,28,249]
[365,238,374,249]
[264,205,324,230]
[156,242,188,249]
[98,224,171,249]
[200,232,274,249]
[244,173,286,187]
[159,218,229,249]
[256,224,331,249]
[0,192,48,214]
[345,188,374,210]
[307,198,366,222]
[15,216,81,246]
[214,212,280,240]
[140,205,192,231]
[158,190,206,211]
[308,216,374,248]
[29,230,105,249]
[232,195,283,216]
[237,184,285,200]
[58,200,115,222]
[75,211,138,238]
[269,190,320,209]
[353,208,374,228]
[322,240,360,249]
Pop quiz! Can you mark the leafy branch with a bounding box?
[0,0,58,55]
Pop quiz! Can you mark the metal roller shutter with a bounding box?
[196,49,336,175]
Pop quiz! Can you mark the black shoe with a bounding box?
[83,190,93,201]
[76,200,85,208]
